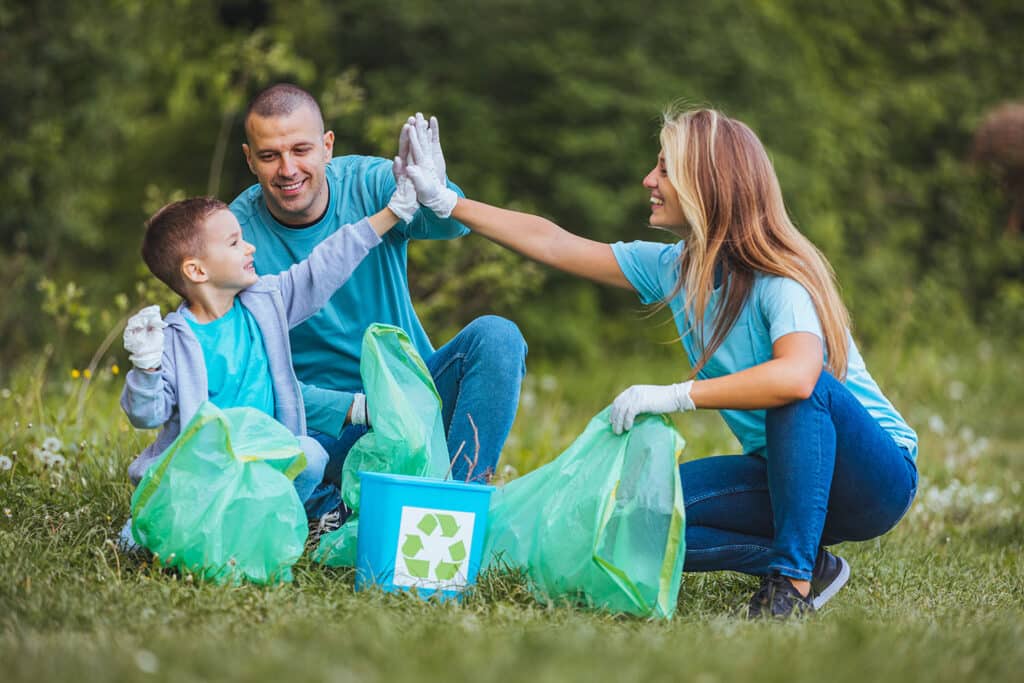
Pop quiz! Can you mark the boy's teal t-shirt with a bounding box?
[611,239,918,460]
[184,299,275,417]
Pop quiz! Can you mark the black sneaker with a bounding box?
[746,574,815,619]
[810,549,850,609]
[307,503,352,544]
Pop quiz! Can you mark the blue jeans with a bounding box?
[304,315,527,518]
[681,371,918,580]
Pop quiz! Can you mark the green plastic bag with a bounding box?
[483,407,686,618]
[130,401,308,584]
[315,323,451,566]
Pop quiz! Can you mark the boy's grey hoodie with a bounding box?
[121,218,381,484]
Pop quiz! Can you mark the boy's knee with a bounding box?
[297,435,329,479]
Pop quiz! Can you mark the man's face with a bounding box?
[243,106,335,225]
[193,209,258,292]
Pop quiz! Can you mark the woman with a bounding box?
[401,109,919,618]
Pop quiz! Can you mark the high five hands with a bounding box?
[393,113,458,218]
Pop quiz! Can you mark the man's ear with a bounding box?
[323,130,335,158]
[182,258,208,286]
[242,143,256,175]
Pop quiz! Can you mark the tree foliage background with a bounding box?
[2,0,1022,370]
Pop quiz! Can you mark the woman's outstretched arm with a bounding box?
[452,198,635,290]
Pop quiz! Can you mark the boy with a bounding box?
[119,175,418,549]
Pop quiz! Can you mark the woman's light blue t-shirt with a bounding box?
[611,240,918,460]
[184,299,276,417]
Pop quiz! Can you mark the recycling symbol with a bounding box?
[400,512,468,582]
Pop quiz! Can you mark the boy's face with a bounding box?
[187,210,258,292]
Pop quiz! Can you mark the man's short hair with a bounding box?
[244,83,324,139]
[141,197,228,298]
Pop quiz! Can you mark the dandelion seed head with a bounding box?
[0,388,10,399]
[42,437,63,453]
[134,649,159,674]
[928,415,946,435]
[0,456,12,471]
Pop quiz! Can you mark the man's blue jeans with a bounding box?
[304,315,527,519]
[681,371,918,580]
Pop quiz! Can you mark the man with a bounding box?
[229,83,526,522]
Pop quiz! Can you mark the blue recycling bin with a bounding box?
[355,472,494,599]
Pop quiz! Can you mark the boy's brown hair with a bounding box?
[141,197,228,298]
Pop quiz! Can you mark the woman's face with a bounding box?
[642,151,687,231]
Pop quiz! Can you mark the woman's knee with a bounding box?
[765,369,840,427]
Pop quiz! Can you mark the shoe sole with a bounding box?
[812,556,851,609]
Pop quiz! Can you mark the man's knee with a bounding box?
[465,315,528,361]
[468,317,524,352]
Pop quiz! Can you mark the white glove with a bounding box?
[408,112,447,185]
[404,122,458,218]
[349,392,370,427]
[123,305,166,370]
[387,152,418,223]
[610,380,695,435]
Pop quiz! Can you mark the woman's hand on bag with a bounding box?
[610,381,695,434]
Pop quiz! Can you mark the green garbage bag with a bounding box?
[483,407,686,618]
[315,323,451,566]
[130,401,308,585]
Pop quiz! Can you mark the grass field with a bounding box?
[2,338,1022,682]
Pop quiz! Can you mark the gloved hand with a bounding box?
[349,392,370,427]
[408,112,446,186]
[123,305,166,370]
[387,149,418,223]
[404,122,458,218]
[609,380,695,435]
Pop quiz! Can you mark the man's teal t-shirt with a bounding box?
[611,239,918,460]
[230,155,467,436]
[184,299,275,417]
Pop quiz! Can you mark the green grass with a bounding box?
[2,338,1022,682]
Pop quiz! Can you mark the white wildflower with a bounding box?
[521,388,537,409]
[947,381,966,401]
[134,649,159,674]
[0,456,12,471]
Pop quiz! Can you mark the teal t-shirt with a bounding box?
[611,239,918,460]
[230,154,467,436]
[184,299,276,417]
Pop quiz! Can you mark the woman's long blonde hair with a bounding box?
[661,108,851,379]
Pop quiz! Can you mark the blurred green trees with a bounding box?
[2,0,1022,369]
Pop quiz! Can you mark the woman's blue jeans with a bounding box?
[681,371,918,580]
[303,315,527,519]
